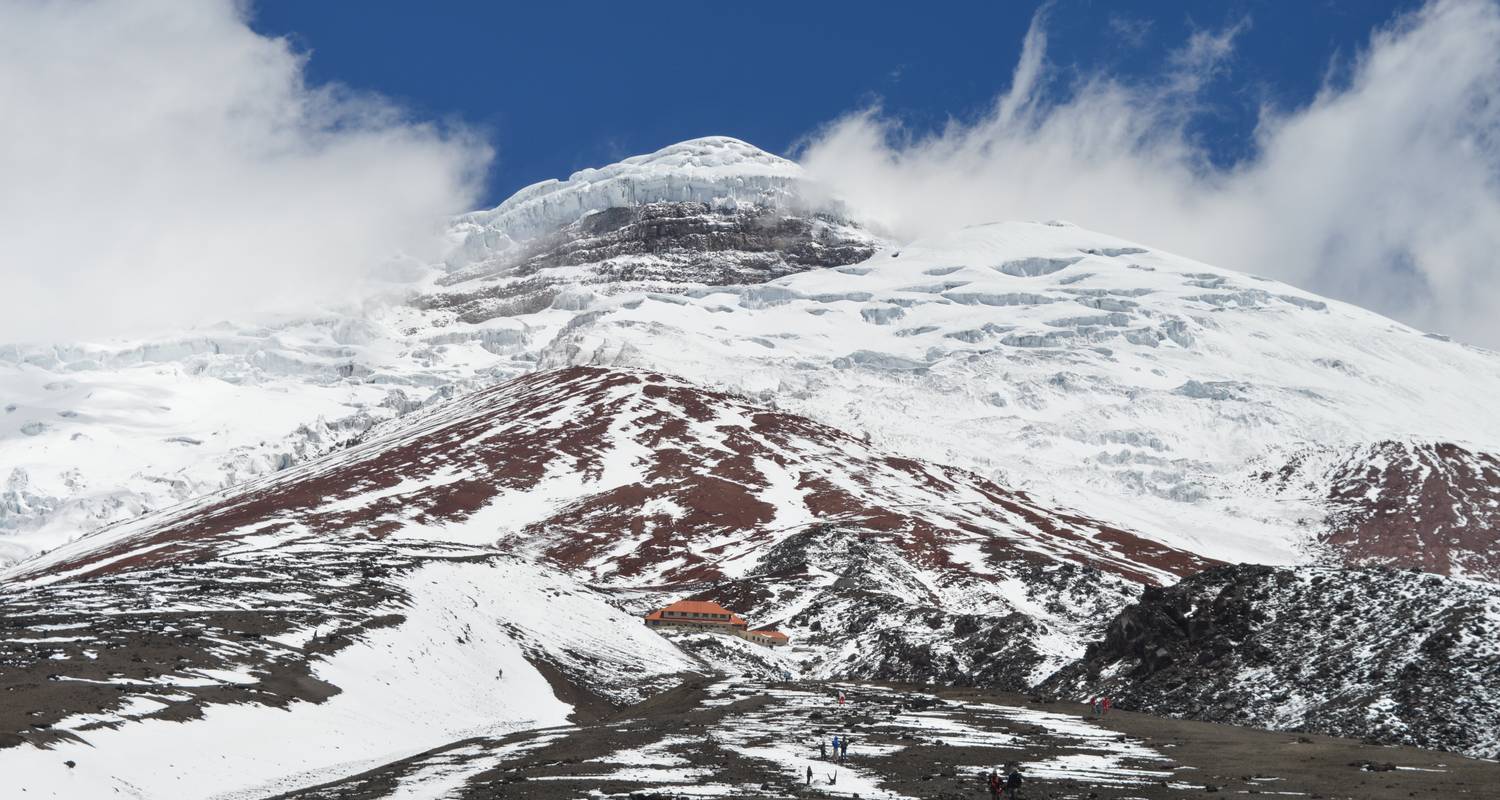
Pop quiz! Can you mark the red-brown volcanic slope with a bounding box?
[1321,441,1500,580]
[8,367,1216,588]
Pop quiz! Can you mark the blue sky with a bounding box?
[7,1,1499,345]
[254,1,1423,208]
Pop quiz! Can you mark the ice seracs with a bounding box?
[446,136,823,268]
[534,218,1500,568]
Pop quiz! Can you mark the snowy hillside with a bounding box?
[0,365,1210,795]
[8,363,1495,775]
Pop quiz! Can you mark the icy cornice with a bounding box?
[447,137,823,267]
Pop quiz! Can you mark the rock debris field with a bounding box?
[275,679,1500,800]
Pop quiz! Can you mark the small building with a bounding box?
[643,599,748,632]
[644,600,793,647]
[739,628,791,648]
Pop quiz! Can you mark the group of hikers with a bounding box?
[816,733,853,761]
[1088,695,1113,716]
[804,689,855,786]
[805,734,854,786]
[984,766,1024,799]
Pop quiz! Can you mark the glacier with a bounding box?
[3,136,1500,575]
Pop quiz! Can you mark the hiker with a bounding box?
[819,739,827,759]
[1089,696,1101,716]
[986,769,1001,800]
[832,734,840,759]
[805,765,813,786]
[840,736,850,758]
[1101,696,1112,716]
[838,690,846,706]
[1005,766,1023,798]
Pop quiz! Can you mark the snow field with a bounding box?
[1,557,695,799]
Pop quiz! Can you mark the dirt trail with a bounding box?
[276,679,1500,799]
[937,686,1499,799]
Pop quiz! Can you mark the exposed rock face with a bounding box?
[695,524,1144,690]
[1261,440,1500,580]
[1041,564,1500,758]
[417,201,878,324]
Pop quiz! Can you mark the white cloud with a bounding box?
[0,0,492,343]
[798,0,1500,347]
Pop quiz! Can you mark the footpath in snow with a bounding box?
[276,679,1198,799]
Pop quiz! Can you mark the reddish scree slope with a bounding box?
[1321,441,1500,580]
[1260,440,1500,581]
[9,367,1215,588]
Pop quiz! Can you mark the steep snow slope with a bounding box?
[528,220,1500,571]
[3,367,1217,688]
[0,138,876,566]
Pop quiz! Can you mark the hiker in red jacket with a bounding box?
[1101,696,1112,715]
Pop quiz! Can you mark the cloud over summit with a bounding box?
[799,0,1500,348]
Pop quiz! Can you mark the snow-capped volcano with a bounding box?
[3,136,1497,580]
[4,136,1500,794]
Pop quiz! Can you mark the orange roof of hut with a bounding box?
[644,599,747,627]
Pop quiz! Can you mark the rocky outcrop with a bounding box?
[1041,564,1500,758]
[417,201,877,324]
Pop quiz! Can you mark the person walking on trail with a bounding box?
[832,734,841,760]
[1004,766,1023,798]
[840,736,850,759]
[819,739,827,760]
[1089,696,1100,716]
[805,765,813,786]
[838,689,846,706]
[986,769,1001,800]
[1101,696,1112,716]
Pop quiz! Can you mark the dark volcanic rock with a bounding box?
[417,202,878,324]
[1040,564,1500,758]
[697,525,1145,691]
